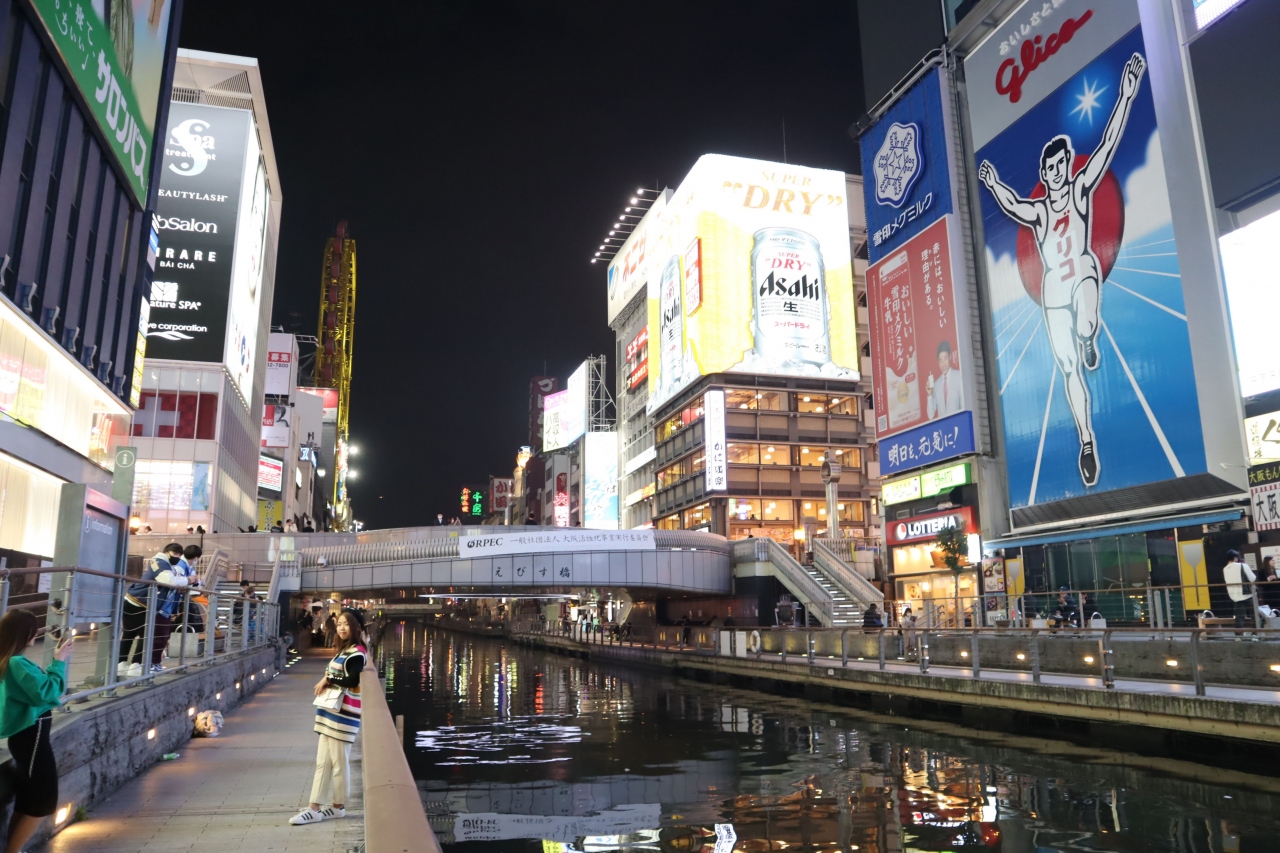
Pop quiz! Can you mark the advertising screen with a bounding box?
[645,155,859,413]
[625,327,649,390]
[150,102,269,404]
[261,404,291,448]
[264,333,297,396]
[1220,208,1280,398]
[583,432,619,529]
[258,455,283,492]
[607,191,670,324]
[27,0,176,205]
[967,0,1206,508]
[542,362,588,451]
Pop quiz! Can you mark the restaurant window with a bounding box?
[725,389,788,411]
[760,444,789,465]
[691,452,706,473]
[762,499,794,522]
[655,395,705,443]
[728,498,762,523]
[796,393,829,413]
[798,446,829,468]
[726,443,760,464]
[656,513,681,530]
[828,395,858,416]
[838,501,865,523]
[726,389,756,410]
[657,458,691,490]
[683,503,711,529]
[831,447,862,468]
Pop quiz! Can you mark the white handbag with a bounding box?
[313,686,343,711]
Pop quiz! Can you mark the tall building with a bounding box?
[0,2,182,561]
[603,156,878,549]
[129,50,281,534]
[258,332,319,529]
[308,222,356,530]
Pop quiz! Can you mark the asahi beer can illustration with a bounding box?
[749,228,831,367]
[658,254,684,395]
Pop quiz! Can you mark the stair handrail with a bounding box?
[812,540,884,604]
[732,538,834,625]
[813,536,879,579]
[198,548,230,590]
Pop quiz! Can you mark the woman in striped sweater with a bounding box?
[290,609,366,826]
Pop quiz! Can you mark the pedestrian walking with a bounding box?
[0,609,73,853]
[324,613,338,648]
[290,609,367,826]
[1224,550,1257,630]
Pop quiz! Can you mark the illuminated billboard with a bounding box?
[968,0,1210,508]
[149,103,270,405]
[645,155,859,413]
[27,0,177,205]
[258,455,283,493]
[607,191,670,324]
[583,432,619,529]
[542,361,588,451]
[1220,208,1280,399]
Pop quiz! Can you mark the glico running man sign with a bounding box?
[967,0,1207,509]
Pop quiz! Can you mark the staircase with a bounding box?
[804,564,864,626]
[811,539,885,627]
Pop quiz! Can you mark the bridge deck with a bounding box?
[41,651,364,853]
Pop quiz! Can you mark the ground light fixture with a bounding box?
[55,805,71,825]
[1016,653,1026,661]
[188,707,195,717]
[216,692,222,700]
[1084,656,1095,664]
[1167,659,1179,667]
[147,729,156,740]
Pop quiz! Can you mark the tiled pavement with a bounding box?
[41,651,364,853]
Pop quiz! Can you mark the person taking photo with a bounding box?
[0,610,73,853]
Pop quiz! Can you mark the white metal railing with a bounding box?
[812,540,884,604]
[813,537,879,580]
[731,538,834,625]
[0,565,279,707]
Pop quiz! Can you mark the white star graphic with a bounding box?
[1070,78,1108,125]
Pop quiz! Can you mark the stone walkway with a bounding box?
[41,650,364,853]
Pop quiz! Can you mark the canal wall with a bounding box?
[510,632,1280,750]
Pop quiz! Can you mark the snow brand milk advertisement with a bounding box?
[967,0,1205,509]
[645,155,859,414]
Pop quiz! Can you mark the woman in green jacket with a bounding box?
[0,609,73,853]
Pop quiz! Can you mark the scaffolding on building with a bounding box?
[315,221,357,529]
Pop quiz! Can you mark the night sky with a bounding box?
[178,1,868,529]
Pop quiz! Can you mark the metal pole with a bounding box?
[178,589,188,668]
[807,629,814,664]
[1190,629,1206,696]
[781,631,787,665]
[919,630,929,674]
[1102,629,1115,689]
[206,593,218,663]
[841,629,848,668]
[1031,630,1041,684]
[0,573,9,615]
[142,585,158,678]
[107,572,125,691]
[971,630,980,679]
[878,629,886,671]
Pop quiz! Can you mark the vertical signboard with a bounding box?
[583,432,619,529]
[645,155,859,413]
[258,455,283,492]
[704,390,727,491]
[553,473,569,528]
[150,103,269,404]
[27,0,176,204]
[1250,465,1280,532]
[528,376,557,452]
[264,333,297,396]
[261,404,291,448]
[967,0,1207,508]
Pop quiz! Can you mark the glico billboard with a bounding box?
[644,155,859,413]
[967,0,1223,510]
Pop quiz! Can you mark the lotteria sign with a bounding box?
[888,506,975,545]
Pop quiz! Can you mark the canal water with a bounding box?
[381,623,1280,852]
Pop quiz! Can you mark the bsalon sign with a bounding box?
[888,506,975,545]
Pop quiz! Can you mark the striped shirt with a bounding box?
[314,645,365,743]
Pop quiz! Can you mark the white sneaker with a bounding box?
[319,806,345,820]
[289,808,324,826]
[127,663,143,677]
[116,661,128,676]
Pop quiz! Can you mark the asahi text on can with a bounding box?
[749,228,831,367]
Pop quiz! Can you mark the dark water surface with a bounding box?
[381,623,1280,852]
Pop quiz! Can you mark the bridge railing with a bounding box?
[0,564,279,707]
[731,538,834,625]
[298,527,733,569]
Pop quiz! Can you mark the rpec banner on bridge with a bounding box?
[458,529,656,559]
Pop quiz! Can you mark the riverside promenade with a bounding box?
[40,650,365,853]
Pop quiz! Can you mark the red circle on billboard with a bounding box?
[1014,157,1124,305]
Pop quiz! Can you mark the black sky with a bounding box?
[178,1,867,529]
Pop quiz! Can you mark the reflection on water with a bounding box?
[382,623,1280,852]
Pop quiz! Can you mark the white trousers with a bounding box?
[310,734,352,805]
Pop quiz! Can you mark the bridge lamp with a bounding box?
[350,445,360,456]
[348,470,358,479]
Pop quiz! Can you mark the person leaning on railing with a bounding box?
[118,543,184,678]
[0,609,73,853]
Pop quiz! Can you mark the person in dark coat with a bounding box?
[862,604,884,628]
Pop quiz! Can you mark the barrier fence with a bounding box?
[0,565,279,707]
[510,617,1280,696]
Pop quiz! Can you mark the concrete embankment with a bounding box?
[511,632,1280,751]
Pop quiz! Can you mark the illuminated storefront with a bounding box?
[888,506,981,626]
